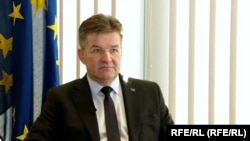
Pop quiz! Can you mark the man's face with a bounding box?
[78,32,122,86]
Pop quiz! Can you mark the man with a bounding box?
[24,13,174,141]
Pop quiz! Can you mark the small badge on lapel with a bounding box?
[130,88,136,92]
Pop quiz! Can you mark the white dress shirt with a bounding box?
[87,75,129,141]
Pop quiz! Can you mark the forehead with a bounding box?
[87,32,121,47]
[88,31,121,39]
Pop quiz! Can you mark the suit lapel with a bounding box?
[70,74,141,140]
[119,74,140,140]
[70,75,100,141]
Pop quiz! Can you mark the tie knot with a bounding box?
[101,86,113,96]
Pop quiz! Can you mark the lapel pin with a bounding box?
[130,88,136,92]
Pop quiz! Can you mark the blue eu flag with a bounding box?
[0,0,14,140]
[0,0,59,140]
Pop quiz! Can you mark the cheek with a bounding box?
[114,56,122,64]
[85,56,99,65]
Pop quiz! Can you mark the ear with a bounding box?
[77,48,86,64]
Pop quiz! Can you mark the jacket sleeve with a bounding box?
[24,88,63,141]
[156,82,174,141]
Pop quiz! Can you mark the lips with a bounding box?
[100,66,113,69]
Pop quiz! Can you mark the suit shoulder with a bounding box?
[58,79,81,86]
[127,77,159,87]
[50,79,83,91]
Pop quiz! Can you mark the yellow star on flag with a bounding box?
[8,2,24,25]
[30,0,47,14]
[47,16,58,40]
[16,125,29,140]
[0,34,13,58]
[0,70,13,93]
[56,59,60,67]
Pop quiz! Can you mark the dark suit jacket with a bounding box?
[24,74,174,141]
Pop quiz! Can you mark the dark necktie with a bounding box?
[101,86,121,141]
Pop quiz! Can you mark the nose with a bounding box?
[101,50,112,61]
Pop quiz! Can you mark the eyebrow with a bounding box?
[91,45,120,48]
[91,45,101,48]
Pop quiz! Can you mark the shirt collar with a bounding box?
[87,75,120,96]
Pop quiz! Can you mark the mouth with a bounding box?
[100,66,113,69]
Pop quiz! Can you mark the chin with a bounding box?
[101,74,116,79]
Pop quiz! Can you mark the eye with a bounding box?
[110,48,119,53]
[91,48,102,53]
